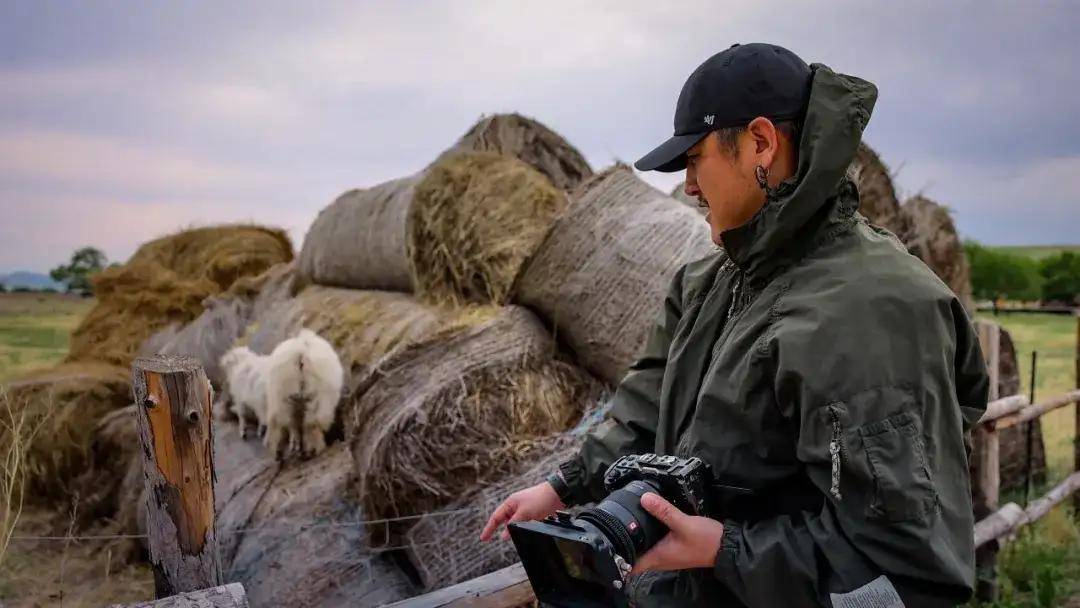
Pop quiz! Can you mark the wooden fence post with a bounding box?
[974,322,1001,601]
[132,354,221,597]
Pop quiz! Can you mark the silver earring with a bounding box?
[755,165,776,199]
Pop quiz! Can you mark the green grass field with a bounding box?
[978,312,1077,480]
[0,292,94,383]
[973,311,1079,607]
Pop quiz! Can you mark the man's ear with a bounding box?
[746,116,778,167]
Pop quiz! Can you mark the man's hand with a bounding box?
[479,481,565,542]
[630,492,724,574]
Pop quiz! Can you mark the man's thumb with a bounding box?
[640,492,683,528]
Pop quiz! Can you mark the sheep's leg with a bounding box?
[302,425,326,458]
[257,423,267,439]
[237,407,249,440]
[266,425,288,461]
[288,430,300,456]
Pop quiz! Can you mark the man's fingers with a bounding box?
[499,509,529,541]
[640,492,685,530]
[480,499,515,541]
[629,533,675,575]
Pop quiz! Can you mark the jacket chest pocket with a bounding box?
[858,412,939,523]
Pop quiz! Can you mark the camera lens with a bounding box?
[576,480,667,564]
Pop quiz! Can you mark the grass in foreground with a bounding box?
[0,507,153,606]
[972,507,1080,607]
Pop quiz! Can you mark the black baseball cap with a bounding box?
[635,43,812,173]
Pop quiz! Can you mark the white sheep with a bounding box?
[263,328,344,459]
[219,346,269,440]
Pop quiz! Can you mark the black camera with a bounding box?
[508,454,713,608]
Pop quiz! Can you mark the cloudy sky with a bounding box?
[2,1,1077,273]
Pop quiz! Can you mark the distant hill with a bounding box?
[992,245,1080,260]
[0,271,65,291]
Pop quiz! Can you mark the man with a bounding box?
[481,43,989,607]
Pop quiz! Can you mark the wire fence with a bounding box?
[8,505,490,543]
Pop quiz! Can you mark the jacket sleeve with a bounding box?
[712,297,990,607]
[555,266,687,505]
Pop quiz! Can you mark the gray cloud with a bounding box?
[1,1,1077,272]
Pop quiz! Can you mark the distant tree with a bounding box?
[1039,251,1080,305]
[965,241,1041,302]
[0,282,6,293]
[49,246,107,296]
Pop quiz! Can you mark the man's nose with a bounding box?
[684,180,701,198]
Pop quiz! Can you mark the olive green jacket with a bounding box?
[558,65,990,607]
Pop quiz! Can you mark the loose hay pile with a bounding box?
[297,114,591,303]
[68,225,294,367]
[514,165,715,383]
[3,362,131,500]
[351,307,605,524]
[408,152,567,304]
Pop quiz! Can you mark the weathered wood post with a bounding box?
[974,321,1001,601]
[132,354,221,597]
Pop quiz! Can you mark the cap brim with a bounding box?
[633,132,708,173]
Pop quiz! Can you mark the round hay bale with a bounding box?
[75,404,138,524]
[3,362,132,500]
[404,400,609,591]
[243,286,485,372]
[437,113,593,191]
[513,165,715,383]
[152,296,253,389]
[67,225,294,367]
[406,436,574,590]
[670,181,706,215]
[297,114,591,297]
[407,152,567,305]
[350,306,605,524]
[138,322,182,358]
[848,143,913,241]
[225,260,299,321]
[298,176,420,293]
[215,437,418,607]
[900,195,975,311]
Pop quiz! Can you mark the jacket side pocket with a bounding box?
[858,411,939,522]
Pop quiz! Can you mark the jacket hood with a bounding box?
[722,64,878,280]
